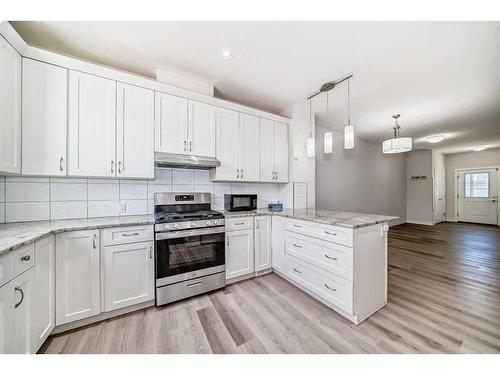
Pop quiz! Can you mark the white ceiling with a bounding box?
[10,21,500,154]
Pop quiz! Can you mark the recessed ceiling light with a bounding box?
[472,145,487,152]
[221,49,232,60]
[425,134,445,143]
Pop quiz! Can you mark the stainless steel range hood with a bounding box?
[154,152,221,169]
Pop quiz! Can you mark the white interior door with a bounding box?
[458,168,498,225]
[434,168,446,223]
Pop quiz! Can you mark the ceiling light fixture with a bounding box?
[344,77,354,149]
[382,114,413,154]
[324,89,333,154]
[425,134,445,144]
[306,98,315,158]
[472,145,487,152]
[221,49,232,60]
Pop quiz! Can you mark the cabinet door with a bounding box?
[117,83,155,179]
[271,216,286,274]
[260,118,275,182]
[103,241,154,312]
[22,59,68,176]
[56,230,100,325]
[226,229,255,280]
[214,108,239,181]
[188,100,216,157]
[31,235,55,353]
[239,113,260,182]
[12,268,35,354]
[274,122,289,183]
[0,281,14,353]
[68,71,116,177]
[0,35,21,174]
[255,216,272,272]
[155,92,188,154]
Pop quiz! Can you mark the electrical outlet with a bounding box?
[120,202,127,214]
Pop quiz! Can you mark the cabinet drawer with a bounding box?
[287,255,353,314]
[225,217,254,231]
[1,243,35,289]
[286,218,353,247]
[101,225,153,246]
[285,232,353,280]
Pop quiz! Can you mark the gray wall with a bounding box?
[406,150,434,224]
[315,129,407,223]
[445,148,500,221]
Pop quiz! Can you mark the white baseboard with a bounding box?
[405,220,435,226]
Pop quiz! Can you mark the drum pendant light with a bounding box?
[344,78,354,149]
[382,114,412,154]
[324,90,333,154]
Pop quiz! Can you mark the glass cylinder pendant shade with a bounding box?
[324,132,333,153]
[344,125,354,149]
[382,137,412,154]
[306,137,315,158]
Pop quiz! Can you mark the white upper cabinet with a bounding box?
[260,119,289,183]
[155,92,188,154]
[188,100,216,157]
[116,82,155,179]
[0,35,21,174]
[22,59,68,176]
[260,118,275,182]
[212,108,240,181]
[274,122,289,182]
[239,113,261,182]
[68,71,117,177]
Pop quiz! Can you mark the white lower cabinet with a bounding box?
[31,235,55,353]
[103,241,154,312]
[225,228,255,281]
[271,216,286,274]
[10,268,35,354]
[254,216,272,273]
[0,280,14,353]
[56,230,101,325]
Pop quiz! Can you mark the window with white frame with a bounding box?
[464,172,489,198]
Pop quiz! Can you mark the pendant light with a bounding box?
[344,78,354,149]
[323,90,333,154]
[306,98,315,158]
[382,114,412,154]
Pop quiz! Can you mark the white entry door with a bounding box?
[434,169,446,223]
[458,168,498,225]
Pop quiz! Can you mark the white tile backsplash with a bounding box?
[88,183,119,201]
[51,201,87,220]
[6,182,50,202]
[0,168,300,222]
[6,202,50,222]
[51,183,87,201]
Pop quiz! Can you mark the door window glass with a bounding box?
[464,172,489,198]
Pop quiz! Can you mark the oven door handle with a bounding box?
[155,226,225,240]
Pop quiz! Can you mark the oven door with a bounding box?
[155,226,225,286]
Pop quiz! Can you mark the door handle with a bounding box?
[149,246,153,259]
[293,243,302,248]
[324,231,337,236]
[237,169,240,178]
[324,283,336,292]
[92,234,97,249]
[324,254,338,260]
[293,267,302,274]
[227,235,229,246]
[14,287,24,309]
[189,141,192,152]
[187,281,202,288]
[184,140,187,152]
[111,160,114,173]
[118,161,122,173]
[122,232,140,237]
[59,157,64,171]
[241,169,244,179]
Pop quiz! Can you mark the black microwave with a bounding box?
[224,194,258,212]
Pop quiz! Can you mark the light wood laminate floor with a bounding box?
[40,222,500,354]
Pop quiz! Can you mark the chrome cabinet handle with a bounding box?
[14,287,24,309]
[122,232,140,237]
[241,169,243,179]
[226,235,229,246]
[189,141,192,152]
[237,169,240,178]
[59,157,64,171]
[187,281,202,288]
[324,283,336,291]
[149,246,153,259]
[92,234,97,249]
[324,254,338,260]
[293,267,302,274]
[111,160,114,173]
[234,222,245,226]
[293,224,302,228]
[275,172,278,180]
[21,255,31,262]
[324,231,337,236]
[184,140,187,152]
[118,161,122,173]
[293,243,302,248]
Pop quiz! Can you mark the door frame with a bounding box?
[454,166,500,226]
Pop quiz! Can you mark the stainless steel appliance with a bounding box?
[224,194,258,212]
[154,192,225,306]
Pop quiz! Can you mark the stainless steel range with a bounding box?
[154,192,225,306]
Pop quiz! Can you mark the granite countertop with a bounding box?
[0,215,154,256]
[223,208,399,229]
